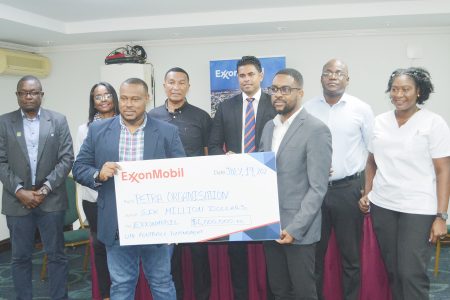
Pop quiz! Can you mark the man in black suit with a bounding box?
[209,55,277,300]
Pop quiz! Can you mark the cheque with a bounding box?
[114,152,281,245]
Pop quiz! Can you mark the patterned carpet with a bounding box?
[0,246,92,299]
[0,244,449,299]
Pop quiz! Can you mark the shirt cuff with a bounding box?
[43,181,52,191]
[15,184,24,193]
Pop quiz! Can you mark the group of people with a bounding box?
[0,55,448,300]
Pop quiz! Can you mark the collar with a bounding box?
[119,113,147,130]
[165,99,188,114]
[273,107,303,126]
[320,93,348,105]
[242,89,262,102]
[21,108,41,120]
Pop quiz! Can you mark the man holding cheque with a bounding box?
[73,78,185,300]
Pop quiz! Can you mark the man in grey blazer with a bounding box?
[260,68,332,299]
[0,75,74,300]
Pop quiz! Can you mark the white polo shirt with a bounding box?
[368,109,450,215]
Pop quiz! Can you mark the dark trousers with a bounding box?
[264,241,317,300]
[83,200,110,299]
[371,203,435,300]
[7,207,68,300]
[172,243,211,300]
[228,242,249,300]
[315,177,363,300]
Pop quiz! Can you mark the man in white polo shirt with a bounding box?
[304,59,374,300]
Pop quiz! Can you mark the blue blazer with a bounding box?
[72,114,185,246]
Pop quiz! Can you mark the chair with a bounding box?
[40,175,90,280]
[433,224,450,276]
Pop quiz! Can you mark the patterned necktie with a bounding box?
[244,98,256,153]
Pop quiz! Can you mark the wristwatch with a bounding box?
[93,170,100,182]
[39,185,50,196]
[436,212,448,221]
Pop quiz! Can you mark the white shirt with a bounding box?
[304,93,374,180]
[368,109,450,215]
[271,108,303,155]
[241,89,262,151]
[75,123,98,203]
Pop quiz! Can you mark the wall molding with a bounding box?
[2,26,449,55]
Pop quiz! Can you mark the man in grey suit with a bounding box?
[0,75,74,300]
[260,68,332,299]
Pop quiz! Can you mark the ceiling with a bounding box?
[1,0,450,48]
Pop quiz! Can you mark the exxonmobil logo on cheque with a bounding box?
[120,168,184,183]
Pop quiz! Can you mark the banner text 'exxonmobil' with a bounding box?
[121,168,184,183]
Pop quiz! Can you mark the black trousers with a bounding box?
[83,200,111,299]
[264,241,317,300]
[172,243,211,300]
[228,242,249,300]
[371,203,435,300]
[315,177,363,300]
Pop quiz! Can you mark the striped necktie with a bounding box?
[244,98,256,153]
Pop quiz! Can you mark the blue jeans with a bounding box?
[106,240,176,300]
[6,207,68,300]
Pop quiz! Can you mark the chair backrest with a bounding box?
[64,176,80,226]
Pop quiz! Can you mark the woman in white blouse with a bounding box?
[359,67,450,300]
[75,82,119,300]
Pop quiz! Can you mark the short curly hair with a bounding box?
[386,67,434,104]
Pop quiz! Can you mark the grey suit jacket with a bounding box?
[259,108,332,245]
[0,108,74,216]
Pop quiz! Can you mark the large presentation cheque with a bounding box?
[114,152,280,245]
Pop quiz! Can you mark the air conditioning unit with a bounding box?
[0,48,51,77]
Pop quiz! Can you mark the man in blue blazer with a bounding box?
[73,78,185,300]
[209,56,277,300]
[0,75,74,300]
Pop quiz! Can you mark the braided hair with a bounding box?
[386,67,434,104]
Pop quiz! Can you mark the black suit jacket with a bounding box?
[209,92,276,155]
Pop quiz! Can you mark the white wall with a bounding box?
[1,28,450,240]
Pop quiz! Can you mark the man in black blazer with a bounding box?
[209,56,277,300]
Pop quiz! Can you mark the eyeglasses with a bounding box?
[321,71,347,79]
[267,86,302,95]
[94,93,113,101]
[16,91,43,98]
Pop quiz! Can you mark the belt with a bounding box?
[328,172,361,187]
